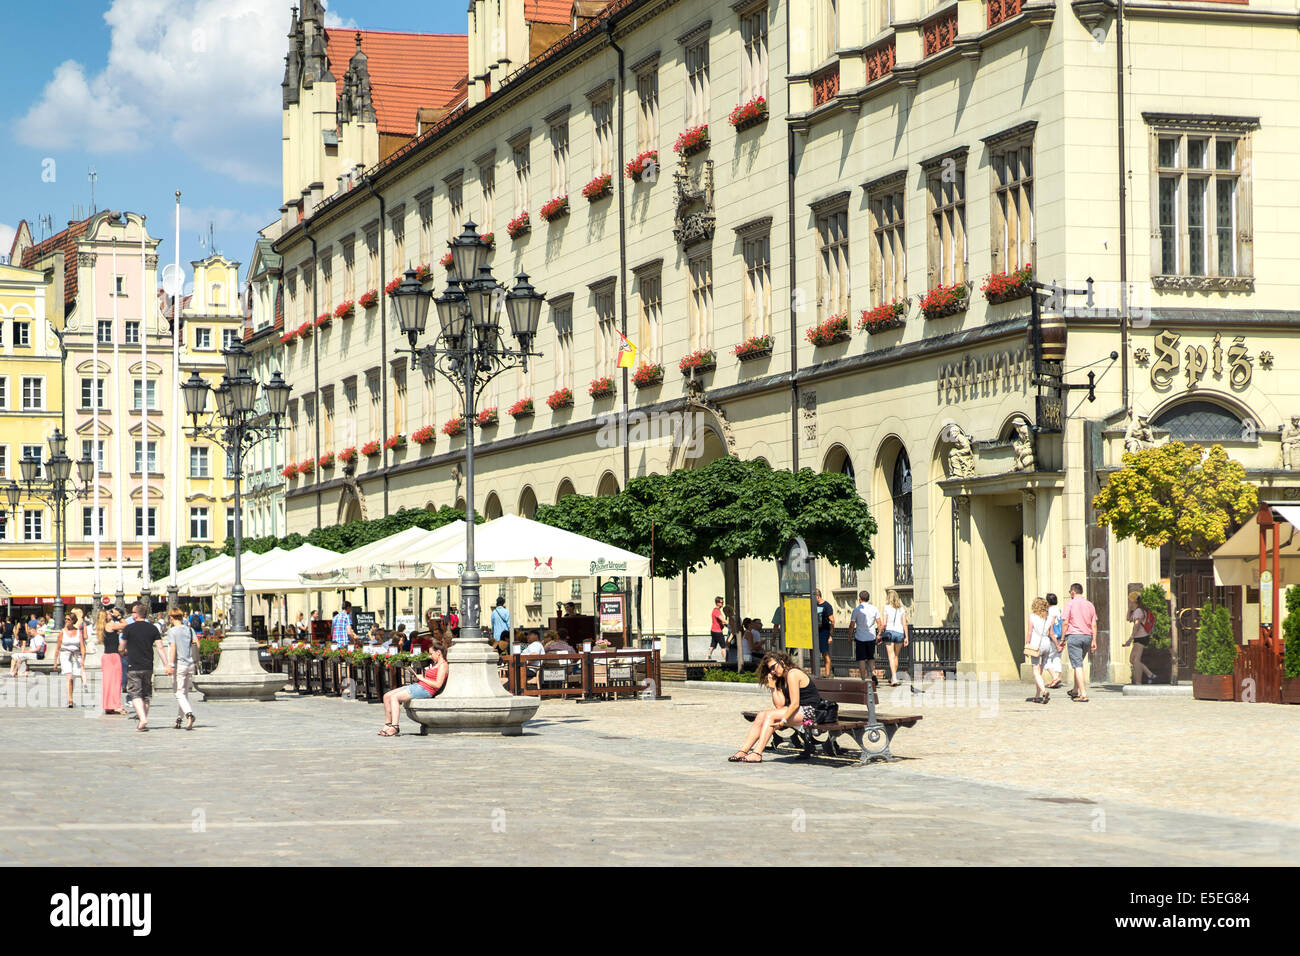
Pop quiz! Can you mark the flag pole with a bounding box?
[168,192,182,610]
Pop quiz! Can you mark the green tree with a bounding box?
[1093,442,1257,683]
[1284,585,1300,680]
[1138,582,1171,650]
[149,543,221,581]
[1193,601,1235,676]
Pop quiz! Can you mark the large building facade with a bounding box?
[269,0,1300,678]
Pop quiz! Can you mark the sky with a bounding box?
[0,0,466,289]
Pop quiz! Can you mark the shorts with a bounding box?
[59,649,82,677]
[406,683,434,700]
[710,631,726,648]
[126,669,153,701]
[854,639,876,662]
[797,704,817,727]
[818,633,831,655]
[882,629,905,644]
[1133,636,1150,647]
[1066,634,1092,669]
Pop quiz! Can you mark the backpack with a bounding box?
[1143,609,1157,636]
[1051,613,1063,640]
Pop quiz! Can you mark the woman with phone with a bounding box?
[378,641,448,737]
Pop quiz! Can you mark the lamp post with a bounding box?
[181,340,292,700]
[6,429,95,629]
[388,219,545,735]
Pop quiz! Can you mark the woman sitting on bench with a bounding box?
[729,651,821,763]
[378,641,447,737]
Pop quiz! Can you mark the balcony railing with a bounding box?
[922,8,959,57]
[865,38,897,83]
[812,62,841,107]
[987,0,1023,28]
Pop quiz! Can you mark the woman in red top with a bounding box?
[379,641,447,737]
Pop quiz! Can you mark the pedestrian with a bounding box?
[378,640,447,737]
[1024,596,1052,703]
[729,651,823,764]
[165,609,198,730]
[0,615,12,652]
[188,608,204,633]
[99,606,124,715]
[490,596,511,649]
[447,604,460,638]
[880,590,910,686]
[1043,593,1064,689]
[770,602,784,650]
[1062,583,1098,702]
[333,600,357,650]
[1122,590,1156,685]
[815,589,834,678]
[849,590,881,684]
[121,603,167,731]
[709,596,727,663]
[54,611,87,708]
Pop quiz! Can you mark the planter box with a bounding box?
[1143,646,1173,684]
[1192,673,1234,701]
[811,331,852,347]
[733,112,767,133]
[589,388,616,400]
[735,347,772,362]
[681,138,709,158]
[680,361,716,376]
[985,285,1032,305]
[634,375,663,389]
[922,301,969,320]
[1282,677,1300,704]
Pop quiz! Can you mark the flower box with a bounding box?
[589,377,616,399]
[333,300,355,320]
[540,196,570,223]
[440,252,454,270]
[919,282,970,320]
[281,465,297,479]
[674,125,709,157]
[414,264,433,283]
[981,264,1034,304]
[858,300,908,334]
[582,174,613,202]
[480,232,495,250]
[507,212,531,240]
[476,406,499,427]
[632,362,664,388]
[318,452,334,469]
[296,322,312,340]
[729,97,768,132]
[361,440,381,457]
[733,335,774,361]
[806,313,851,347]
[298,459,315,475]
[314,312,331,329]
[384,276,403,297]
[508,397,534,419]
[441,417,466,437]
[1192,674,1235,701]
[358,289,379,309]
[384,433,405,451]
[546,388,574,411]
[411,425,436,445]
[626,149,659,182]
[679,349,716,375]
[338,446,357,466]
[280,331,296,346]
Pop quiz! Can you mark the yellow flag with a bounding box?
[616,331,637,369]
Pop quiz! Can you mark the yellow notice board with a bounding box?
[784,596,813,649]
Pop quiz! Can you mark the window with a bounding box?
[868,177,907,306]
[125,321,140,344]
[550,120,570,197]
[133,379,158,411]
[226,508,237,541]
[14,322,31,347]
[635,60,659,153]
[925,154,966,288]
[80,377,106,410]
[478,161,495,232]
[1150,116,1254,283]
[688,254,714,352]
[447,175,465,235]
[0,446,6,478]
[190,446,210,478]
[739,4,769,101]
[115,275,126,296]
[815,0,839,66]
[391,215,406,275]
[81,439,105,472]
[591,95,614,179]
[815,200,850,319]
[987,128,1035,272]
[0,378,5,409]
[552,300,574,391]
[636,266,663,366]
[343,240,356,299]
[22,444,44,479]
[393,366,406,435]
[82,506,105,539]
[134,507,158,538]
[21,377,43,411]
[741,231,772,338]
[222,328,239,351]
[1152,400,1243,441]
[189,507,210,540]
[97,320,113,344]
[512,141,531,217]
[133,441,159,474]
[24,509,44,542]
[365,231,379,292]
[592,282,618,381]
[418,198,433,263]
[892,450,913,586]
[685,38,710,128]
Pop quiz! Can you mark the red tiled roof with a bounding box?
[327,29,469,137]
[526,0,573,24]
[19,216,92,305]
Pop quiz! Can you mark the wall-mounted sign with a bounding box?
[1148,330,1254,392]
[938,348,1030,405]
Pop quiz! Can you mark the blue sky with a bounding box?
[1,0,465,287]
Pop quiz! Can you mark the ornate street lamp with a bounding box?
[388,221,546,735]
[181,351,292,700]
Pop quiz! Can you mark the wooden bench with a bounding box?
[743,677,922,764]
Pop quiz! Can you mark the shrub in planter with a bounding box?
[358,289,379,309]
[589,376,615,398]
[919,282,969,320]
[858,300,907,334]
[384,433,406,451]
[1284,585,1300,702]
[702,668,759,683]
[1138,583,1172,650]
[981,264,1034,304]
[476,406,499,426]
[546,387,574,410]
[678,349,716,374]
[632,362,664,388]
[728,96,768,131]
[507,211,531,239]
[411,424,436,445]
[805,313,851,347]
[1193,601,1236,700]
[582,173,613,201]
[540,196,569,222]
[441,416,466,437]
[338,446,357,465]
[733,335,774,360]
[333,299,355,320]
[626,149,659,182]
[361,439,381,457]
[674,124,709,156]
[508,397,534,419]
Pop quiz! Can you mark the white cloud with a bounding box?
[323,1,358,30]
[0,223,16,260]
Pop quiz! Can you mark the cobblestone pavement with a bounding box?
[0,674,1296,866]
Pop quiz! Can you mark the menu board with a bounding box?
[353,611,377,641]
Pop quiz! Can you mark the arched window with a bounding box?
[1152,401,1243,441]
[892,450,913,585]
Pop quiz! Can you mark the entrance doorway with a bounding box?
[986,501,1026,665]
[1173,558,1244,674]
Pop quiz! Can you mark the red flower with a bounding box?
[728,97,768,127]
[673,125,709,154]
[582,174,613,200]
[338,446,357,463]
[546,388,574,410]
[540,196,569,222]
[333,300,355,319]
[507,212,531,239]
[384,433,406,450]
[412,425,436,444]
[361,440,381,456]
[441,417,466,436]
[358,289,378,309]
[805,313,851,346]
[508,397,534,417]
[625,149,659,182]
[632,363,663,387]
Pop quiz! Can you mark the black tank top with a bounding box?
[779,669,820,708]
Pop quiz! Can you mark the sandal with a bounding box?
[378,723,399,737]
[740,751,763,763]
[1026,696,1043,703]
[174,716,184,729]
[136,721,148,732]
[727,750,750,762]
[185,713,196,731]
[1042,691,1050,704]
[1073,696,1089,703]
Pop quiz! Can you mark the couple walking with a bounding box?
[1024,583,1098,703]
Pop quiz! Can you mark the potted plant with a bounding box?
[919,281,969,320]
[441,416,466,437]
[384,433,406,451]
[858,300,908,334]
[318,451,335,470]
[626,149,658,183]
[981,264,1034,304]
[546,387,574,411]
[414,264,433,283]
[298,458,315,476]
[729,96,768,132]
[476,406,499,427]
[508,397,534,419]
[806,313,851,347]
[314,312,331,330]
[384,276,404,297]
[479,232,495,249]
[678,349,716,375]
[280,330,296,346]
[674,124,709,157]
[358,289,379,309]
[361,439,381,457]
[334,299,355,320]
[733,334,773,361]
[1284,585,1300,704]
[296,322,312,340]
[582,173,613,202]
[411,424,436,446]
[440,251,454,270]
[338,446,357,470]
[507,211,531,239]
[540,195,569,223]
[1138,583,1173,684]
[1193,601,1236,700]
[589,376,615,399]
[632,362,664,388]
[281,464,297,480]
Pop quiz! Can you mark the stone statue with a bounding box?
[1123,409,1156,454]
[1012,418,1035,472]
[1281,416,1300,470]
[945,425,975,479]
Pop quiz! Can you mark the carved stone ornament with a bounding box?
[943,425,976,479]
[1011,417,1036,472]
[672,155,715,249]
[1122,408,1158,454]
[1151,274,1254,293]
[1134,347,1151,368]
[1281,416,1300,471]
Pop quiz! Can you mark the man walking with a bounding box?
[815,589,835,677]
[1062,582,1098,702]
[849,590,882,684]
[122,603,167,731]
[491,596,511,652]
[333,601,358,650]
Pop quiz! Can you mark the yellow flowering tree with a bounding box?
[1093,442,1258,682]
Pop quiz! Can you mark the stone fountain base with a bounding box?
[405,640,539,736]
[192,630,285,701]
